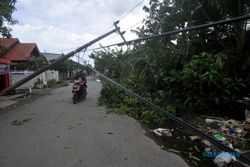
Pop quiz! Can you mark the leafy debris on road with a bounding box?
[124,154,128,160]
[188,152,201,162]
[63,146,73,149]
[168,148,181,154]
[11,118,31,126]
[67,125,74,129]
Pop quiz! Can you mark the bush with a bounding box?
[99,82,169,123]
[164,52,246,117]
[47,79,58,88]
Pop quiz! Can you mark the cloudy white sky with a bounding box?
[10,0,150,63]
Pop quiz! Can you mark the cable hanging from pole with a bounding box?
[86,14,250,52]
[0,27,120,95]
[55,1,145,54]
[102,0,145,35]
[77,56,250,165]
[119,0,145,21]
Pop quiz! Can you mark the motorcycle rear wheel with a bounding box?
[82,88,87,99]
[73,95,78,104]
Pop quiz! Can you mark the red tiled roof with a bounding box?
[0,57,11,64]
[0,38,44,62]
[0,38,19,49]
[3,43,38,61]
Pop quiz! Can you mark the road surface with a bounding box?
[0,79,189,167]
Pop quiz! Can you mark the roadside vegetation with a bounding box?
[47,80,69,88]
[92,0,250,122]
[91,1,250,165]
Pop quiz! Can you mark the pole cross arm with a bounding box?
[114,20,128,46]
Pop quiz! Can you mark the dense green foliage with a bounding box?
[52,57,89,75]
[13,55,47,71]
[0,0,17,37]
[53,59,79,73]
[92,0,250,121]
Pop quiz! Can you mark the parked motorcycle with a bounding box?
[72,80,87,104]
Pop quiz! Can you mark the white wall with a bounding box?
[11,70,47,89]
[45,70,59,82]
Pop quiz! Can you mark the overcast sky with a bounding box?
[10,0,150,63]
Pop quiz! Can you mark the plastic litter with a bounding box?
[152,128,172,137]
[202,140,212,147]
[205,118,215,124]
[225,119,241,126]
[214,133,226,141]
[213,152,236,167]
[244,121,250,131]
[202,115,224,121]
[245,110,250,123]
[162,130,173,137]
[204,147,211,152]
[235,128,243,134]
[227,128,237,136]
[201,114,249,166]
[189,136,199,141]
[228,143,233,149]
[205,118,223,124]
[203,117,247,143]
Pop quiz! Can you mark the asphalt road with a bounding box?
[0,79,189,167]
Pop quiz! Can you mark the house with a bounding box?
[0,57,11,91]
[0,38,17,91]
[42,52,60,82]
[42,52,77,81]
[0,38,48,90]
[42,52,61,62]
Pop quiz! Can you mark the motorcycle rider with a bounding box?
[74,70,87,96]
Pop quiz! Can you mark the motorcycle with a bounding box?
[72,80,87,104]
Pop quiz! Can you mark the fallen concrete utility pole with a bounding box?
[0,27,119,95]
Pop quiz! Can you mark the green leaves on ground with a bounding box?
[11,118,31,126]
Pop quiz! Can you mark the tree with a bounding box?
[13,55,47,71]
[90,49,123,79]
[92,0,250,119]
[0,0,17,37]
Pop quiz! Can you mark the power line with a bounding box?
[78,57,250,165]
[100,33,121,43]
[55,20,137,54]
[94,20,144,47]
[86,14,250,51]
[56,1,146,54]
[124,20,143,32]
[53,47,78,54]
[119,0,145,21]
[102,24,116,36]
[103,0,145,33]
[0,27,119,95]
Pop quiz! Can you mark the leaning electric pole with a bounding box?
[0,27,120,95]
